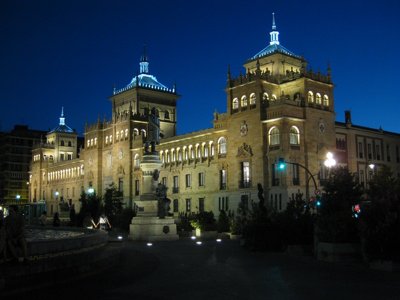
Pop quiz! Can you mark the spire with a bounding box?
[269,12,280,45]
[59,107,65,126]
[139,45,149,74]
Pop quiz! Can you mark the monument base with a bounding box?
[129,216,179,241]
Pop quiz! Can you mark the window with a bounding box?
[292,164,300,185]
[185,174,191,188]
[368,144,372,159]
[241,95,248,107]
[198,172,205,187]
[199,198,205,213]
[165,110,170,120]
[271,164,279,186]
[308,91,314,103]
[125,129,128,138]
[106,136,109,144]
[376,144,381,160]
[162,177,167,187]
[204,145,209,158]
[387,144,391,162]
[289,126,300,145]
[134,154,140,168]
[173,176,179,193]
[250,93,256,106]
[232,98,239,110]
[240,161,250,188]
[87,140,90,147]
[358,142,364,159]
[177,149,182,161]
[60,153,65,161]
[268,127,280,146]
[68,141,72,147]
[60,140,65,146]
[316,93,322,104]
[186,199,191,212]
[67,153,72,160]
[210,143,215,156]
[173,199,179,212]
[359,170,365,185]
[219,197,229,211]
[271,94,277,100]
[120,130,124,141]
[218,137,227,155]
[184,147,188,160]
[323,95,329,106]
[240,195,249,211]
[196,146,201,159]
[263,92,269,101]
[220,169,227,190]
[135,180,140,196]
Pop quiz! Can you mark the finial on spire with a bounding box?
[59,107,65,126]
[269,12,280,45]
[139,45,149,74]
[272,12,276,30]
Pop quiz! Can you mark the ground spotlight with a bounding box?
[117,236,123,240]
[196,241,202,245]
[216,239,222,242]
[147,242,153,247]
[191,236,196,240]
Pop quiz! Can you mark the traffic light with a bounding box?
[278,157,286,170]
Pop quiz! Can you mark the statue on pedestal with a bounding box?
[144,108,160,154]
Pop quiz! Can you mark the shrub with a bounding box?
[190,211,217,231]
[217,210,230,233]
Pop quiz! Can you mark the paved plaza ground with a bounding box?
[5,237,400,300]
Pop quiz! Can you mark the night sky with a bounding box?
[1,0,399,136]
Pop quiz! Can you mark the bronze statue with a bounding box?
[144,108,160,154]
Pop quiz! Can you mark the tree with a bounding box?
[359,165,400,261]
[77,191,102,227]
[103,183,123,220]
[316,166,362,243]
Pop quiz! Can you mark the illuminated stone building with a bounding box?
[29,15,400,216]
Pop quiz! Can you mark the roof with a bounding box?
[250,43,301,60]
[129,73,167,90]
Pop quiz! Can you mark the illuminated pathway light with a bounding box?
[191,236,196,240]
[146,242,153,247]
[196,241,202,245]
[216,239,222,242]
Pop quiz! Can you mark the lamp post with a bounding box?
[88,187,94,195]
[55,191,59,201]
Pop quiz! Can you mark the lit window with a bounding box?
[316,93,321,104]
[250,93,256,105]
[241,95,248,107]
[106,136,109,144]
[289,126,300,145]
[263,92,269,101]
[232,98,239,110]
[271,94,277,101]
[87,140,90,147]
[125,129,128,138]
[268,127,280,145]
[134,154,140,167]
[110,135,113,143]
[94,138,97,145]
[210,142,215,156]
[120,130,123,140]
[218,137,227,154]
[308,91,314,103]
[323,95,329,106]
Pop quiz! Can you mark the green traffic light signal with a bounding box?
[278,157,286,170]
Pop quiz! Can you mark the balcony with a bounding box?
[239,180,251,189]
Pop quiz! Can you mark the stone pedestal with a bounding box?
[130,216,178,241]
[129,153,178,241]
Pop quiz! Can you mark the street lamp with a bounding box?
[15,194,21,201]
[55,191,59,201]
[88,187,94,195]
[324,152,337,168]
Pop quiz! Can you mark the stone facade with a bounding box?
[29,17,400,217]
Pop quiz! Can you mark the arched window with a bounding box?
[184,147,188,160]
[250,93,256,105]
[204,143,209,157]
[68,141,72,147]
[177,148,182,161]
[172,149,176,162]
[87,140,90,148]
[60,140,65,146]
[289,126,300,145]
[120,130,124,140]
[164,110,170,120]
[196,144,201,158]
[190,146,195,159]
[134,154,140,168]
[218,137,227,155]
[241,95,248,107]
[160,151,165,163]
[166,151,170,163]
[232,98,239,110]
[271,94,277,101]
[141,129,146,137]
[323,95,329,106]
[268,127,280,145]
[125,129,128,138]
[308,91,314,103]
[210,142,215,156]
[263,92,269,101]
[116,132,120,140]
[316,93,322,104]
[105,136,109,144]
